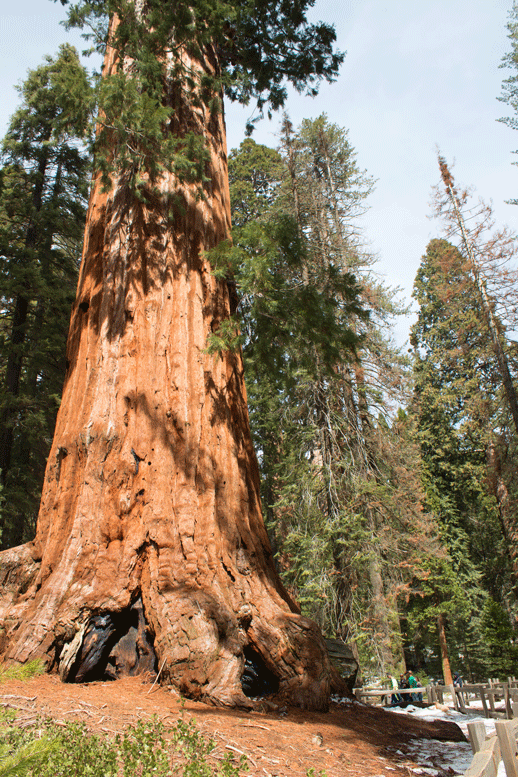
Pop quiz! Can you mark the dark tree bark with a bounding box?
[0,41,331,710]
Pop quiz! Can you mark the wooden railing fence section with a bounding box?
[465,721,500,777]
[465,718,518,777]
[355,680,518,720]
[354,686,430,705]
[354,678,518,776]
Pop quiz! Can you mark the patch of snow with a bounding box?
[383,702,506,776]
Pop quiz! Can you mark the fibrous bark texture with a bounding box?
[0,41,331,710]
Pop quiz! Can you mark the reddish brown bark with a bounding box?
[437,613,453,687]
[0,41,331,709]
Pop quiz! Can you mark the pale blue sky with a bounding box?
[1,0,517,344]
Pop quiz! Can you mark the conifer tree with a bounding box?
[0,45,92,548]
[410,237,516,677]
[499,0,518,201]
[275,116,435,677]
[0,0,345,709]
[430,160,518,599]
[227,123,436,678]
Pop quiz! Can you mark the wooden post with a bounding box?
[458,689,467,714]
[464,733,500,777]
[479,686,490,719]
[448,684,459,711]
[464,750,498,777]
[505,683,513,720]
[468,721,488,754]
[495,720,518,777]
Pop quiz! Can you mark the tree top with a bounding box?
[59,0,344,128]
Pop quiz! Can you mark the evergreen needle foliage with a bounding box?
[60,0,344,189]
[0,661,45,684]
[226,119,434,677]
[499,0,518,203]
[410,237,518,680]
[0,46,92,548]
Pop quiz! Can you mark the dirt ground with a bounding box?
[0,674,467,776]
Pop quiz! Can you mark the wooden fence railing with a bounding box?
[355,678,518,721]
[449,680,518,720]
[354,678,518,776]
[465,717,518,777]
[354,686,431,705]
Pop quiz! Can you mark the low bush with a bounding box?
[0,710,248,777]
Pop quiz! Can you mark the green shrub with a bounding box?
[0,711,248,777]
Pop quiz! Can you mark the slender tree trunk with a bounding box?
[437,612,453,686]
[0,38,331,711]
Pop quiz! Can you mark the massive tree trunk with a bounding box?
[0,38,331,710]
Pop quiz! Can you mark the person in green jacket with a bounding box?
[406,670,423,703]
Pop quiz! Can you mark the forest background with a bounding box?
[2,0,518,687]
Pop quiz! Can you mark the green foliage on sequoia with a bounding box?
[62,0,344,188]
[0,46,92,547]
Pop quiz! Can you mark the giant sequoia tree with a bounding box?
[0,1,344,709]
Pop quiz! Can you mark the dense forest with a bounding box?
[1,0,518,691]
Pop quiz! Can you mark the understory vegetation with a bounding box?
[0,710,248,777]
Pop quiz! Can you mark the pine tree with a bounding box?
[0,45,92,548]
[276,116,435,678]
[227,123,436,679]
[430,160,518,598]
[409,237,515,679]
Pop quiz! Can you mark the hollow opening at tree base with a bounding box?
[241,645,279,698]
[62,597,157,683]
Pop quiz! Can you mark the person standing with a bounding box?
[406,670,423,703]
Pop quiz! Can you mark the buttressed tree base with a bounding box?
[0,27,335,710]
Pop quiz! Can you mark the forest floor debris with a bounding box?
[0,674,470,776]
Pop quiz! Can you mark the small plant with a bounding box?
[0,709,56,777]
[0,710,248,777]
[0,661,45,684]
[38,721,118,777]
[116,717,169,777]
